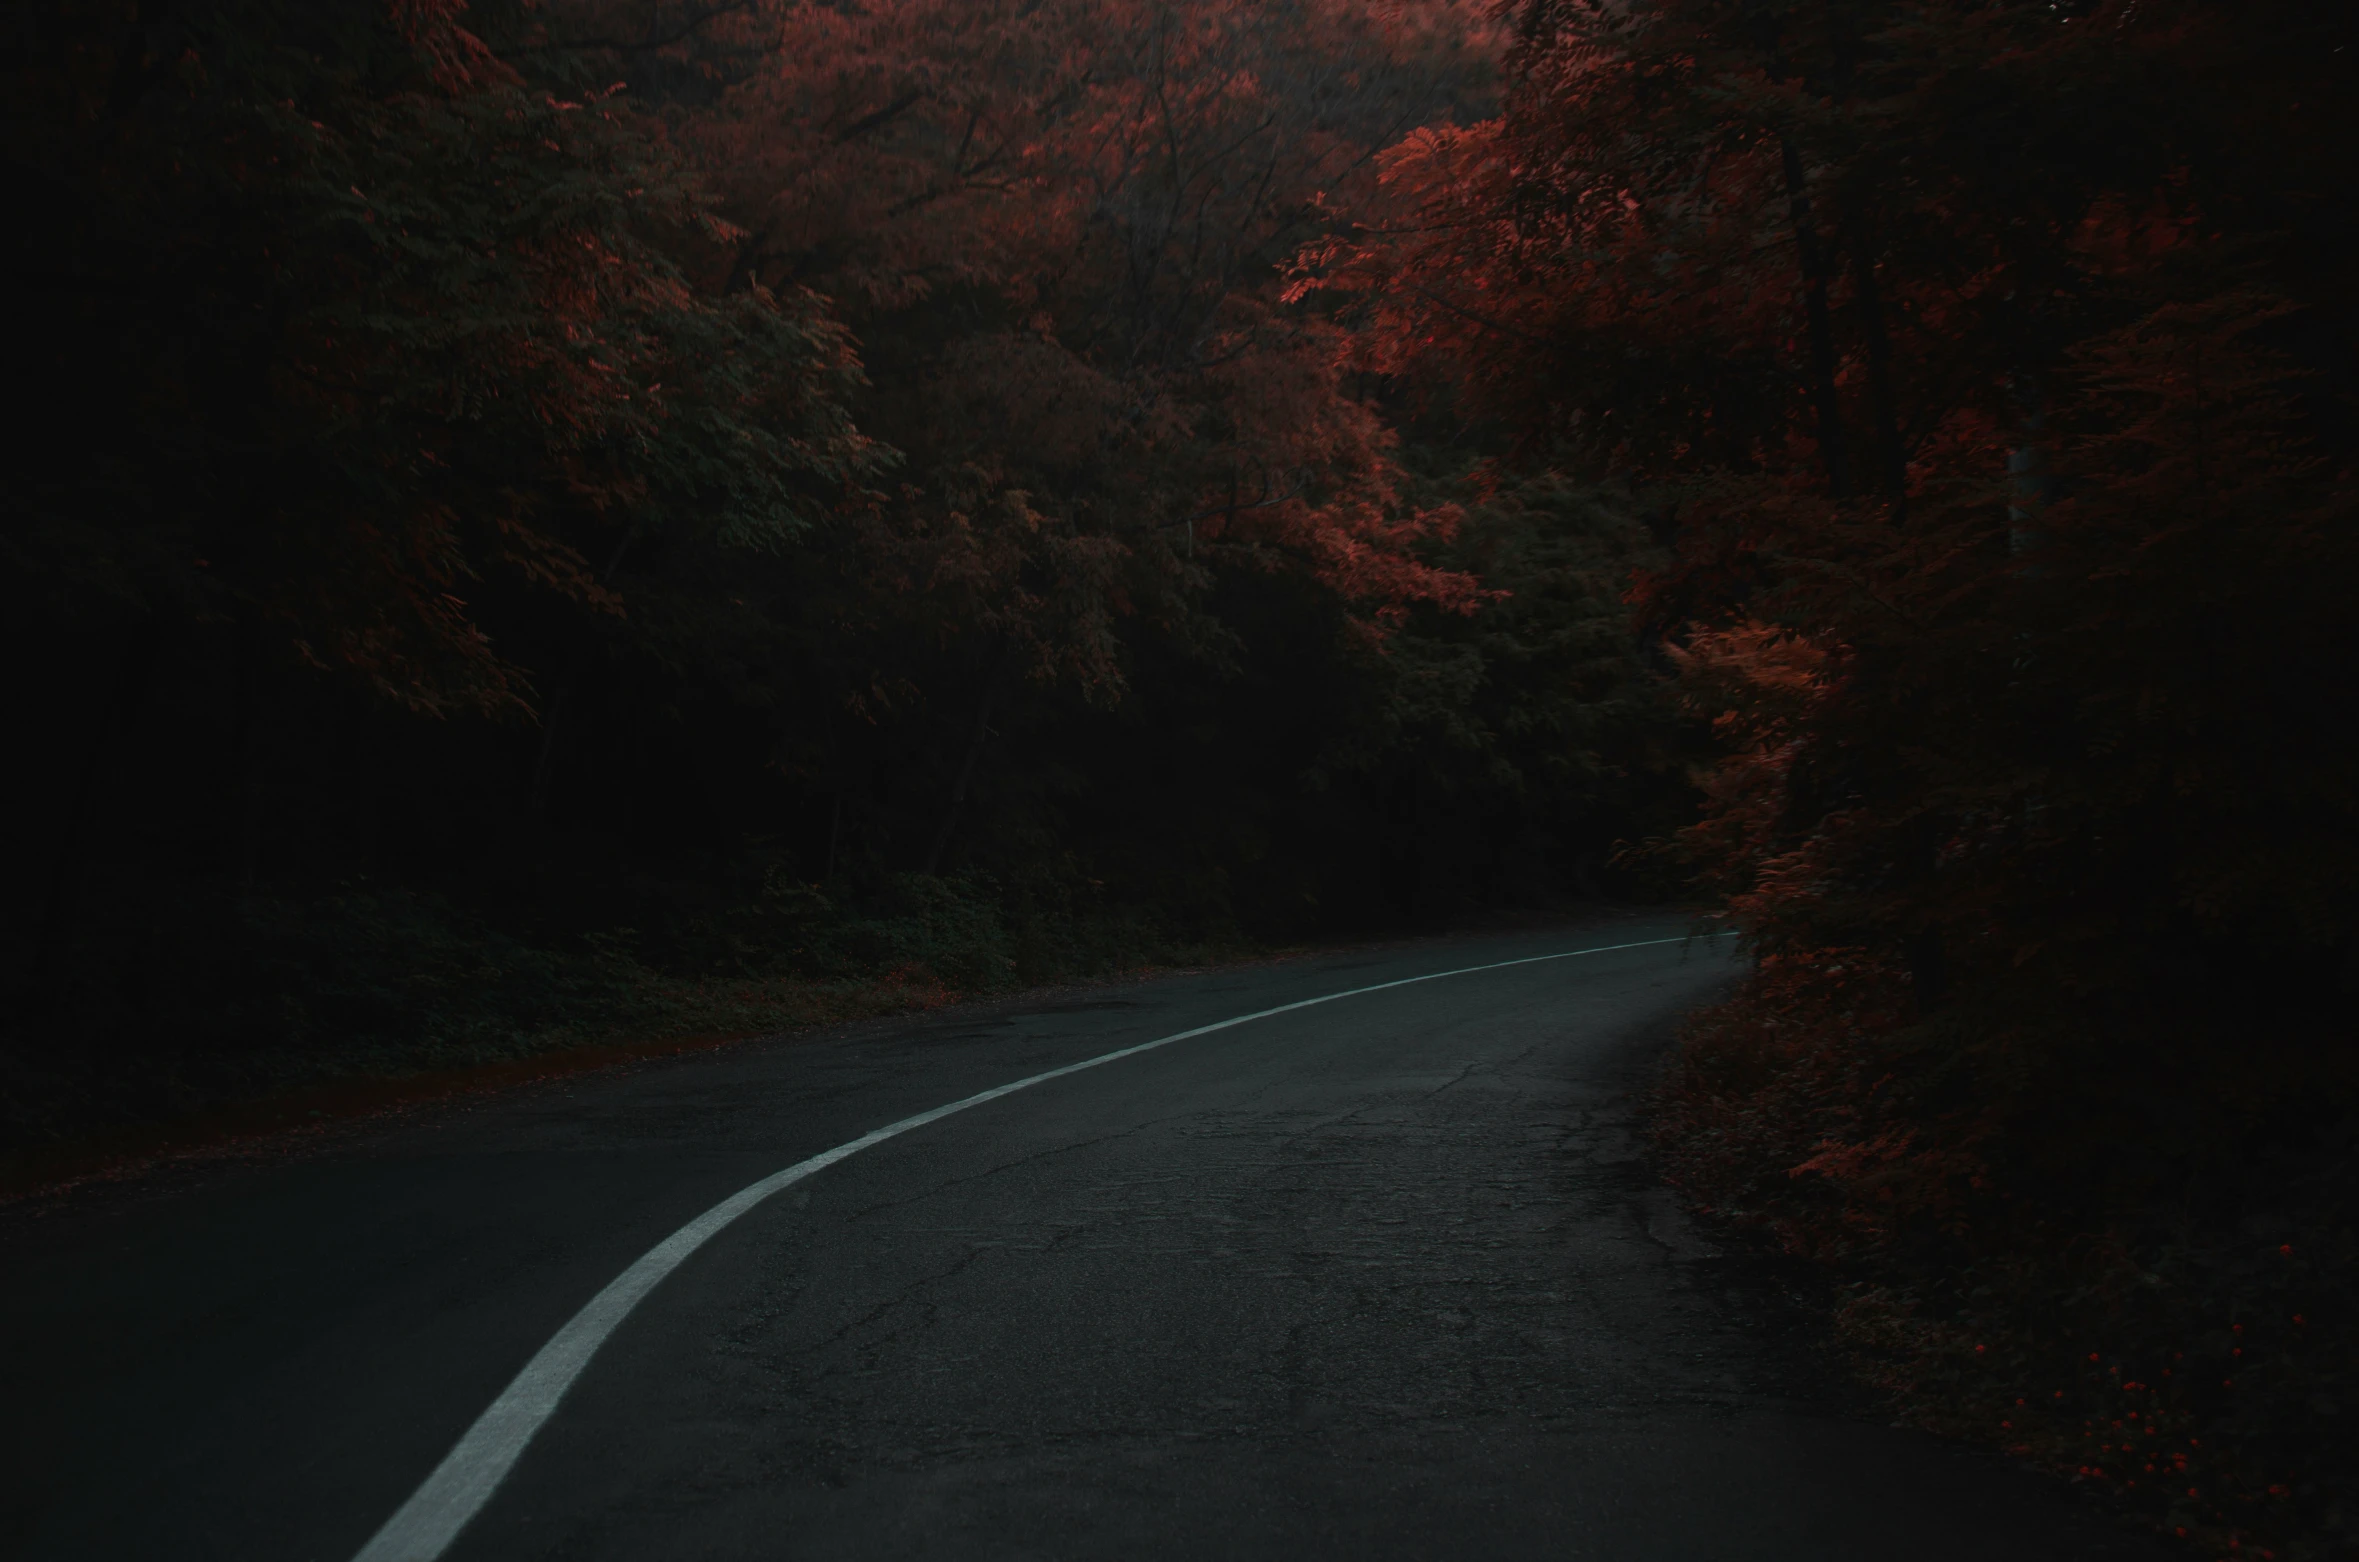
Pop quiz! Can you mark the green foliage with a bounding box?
[1308,460,1694,903]
[1,856,1247,1149]
[6,0,883,714]
[3,6,1669,1181]
[4,879,659,1138]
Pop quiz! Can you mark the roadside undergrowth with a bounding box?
[1651,950,2359,1562]
[2,867,1249,1184]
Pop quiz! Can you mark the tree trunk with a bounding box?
[231,610,269,889]
[924,665,1002,877]
[2007,378,2052,558]
[1778,134,1852,500]
[526,678,576,827]
[1848,217,1908,512]
[1901,810,1949,1015]
[525,531,635,851]
[824,786,845,883]
[32,619,160,1012]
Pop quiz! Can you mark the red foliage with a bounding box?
[674,0,1501,695]
[1304,2,2359,1555]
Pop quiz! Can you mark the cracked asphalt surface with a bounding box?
[0,916,2170,1561]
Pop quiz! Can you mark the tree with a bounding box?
[1308,0,2358,1066]
[5,0,882,1002]
[2,1,1676,1152]
[562,0,1510,880]
[8,0,881,714]
[1306,4,2359,1550]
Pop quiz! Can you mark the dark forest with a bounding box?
[6,2,2354,1557]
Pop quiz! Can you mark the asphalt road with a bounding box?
[0,916,2168,1561]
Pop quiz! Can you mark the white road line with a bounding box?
[349,931,1722,1562]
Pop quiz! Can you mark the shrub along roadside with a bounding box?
[1651,950,2359,1562]
[2,867,1246,1167]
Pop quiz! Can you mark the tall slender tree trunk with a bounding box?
[824,785,844,883]
[2007,377,2052,558]
[524,531,636,867]
[1779,134,1852,500]
[527,680,576,826]
[1902,809,1949,1015]
[1848,217,1908,513]
[231,610,270,889]
[33,619,160,1012]
[924,654,1006,878]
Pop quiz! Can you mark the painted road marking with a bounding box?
[349,931,1726,1562]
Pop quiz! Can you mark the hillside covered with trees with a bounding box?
[7,0,1676,1136]
[6,3,2354,1557]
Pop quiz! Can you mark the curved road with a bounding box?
[0,917,2164,1560]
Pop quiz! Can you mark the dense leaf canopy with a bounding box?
[5,6,2352,1552]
